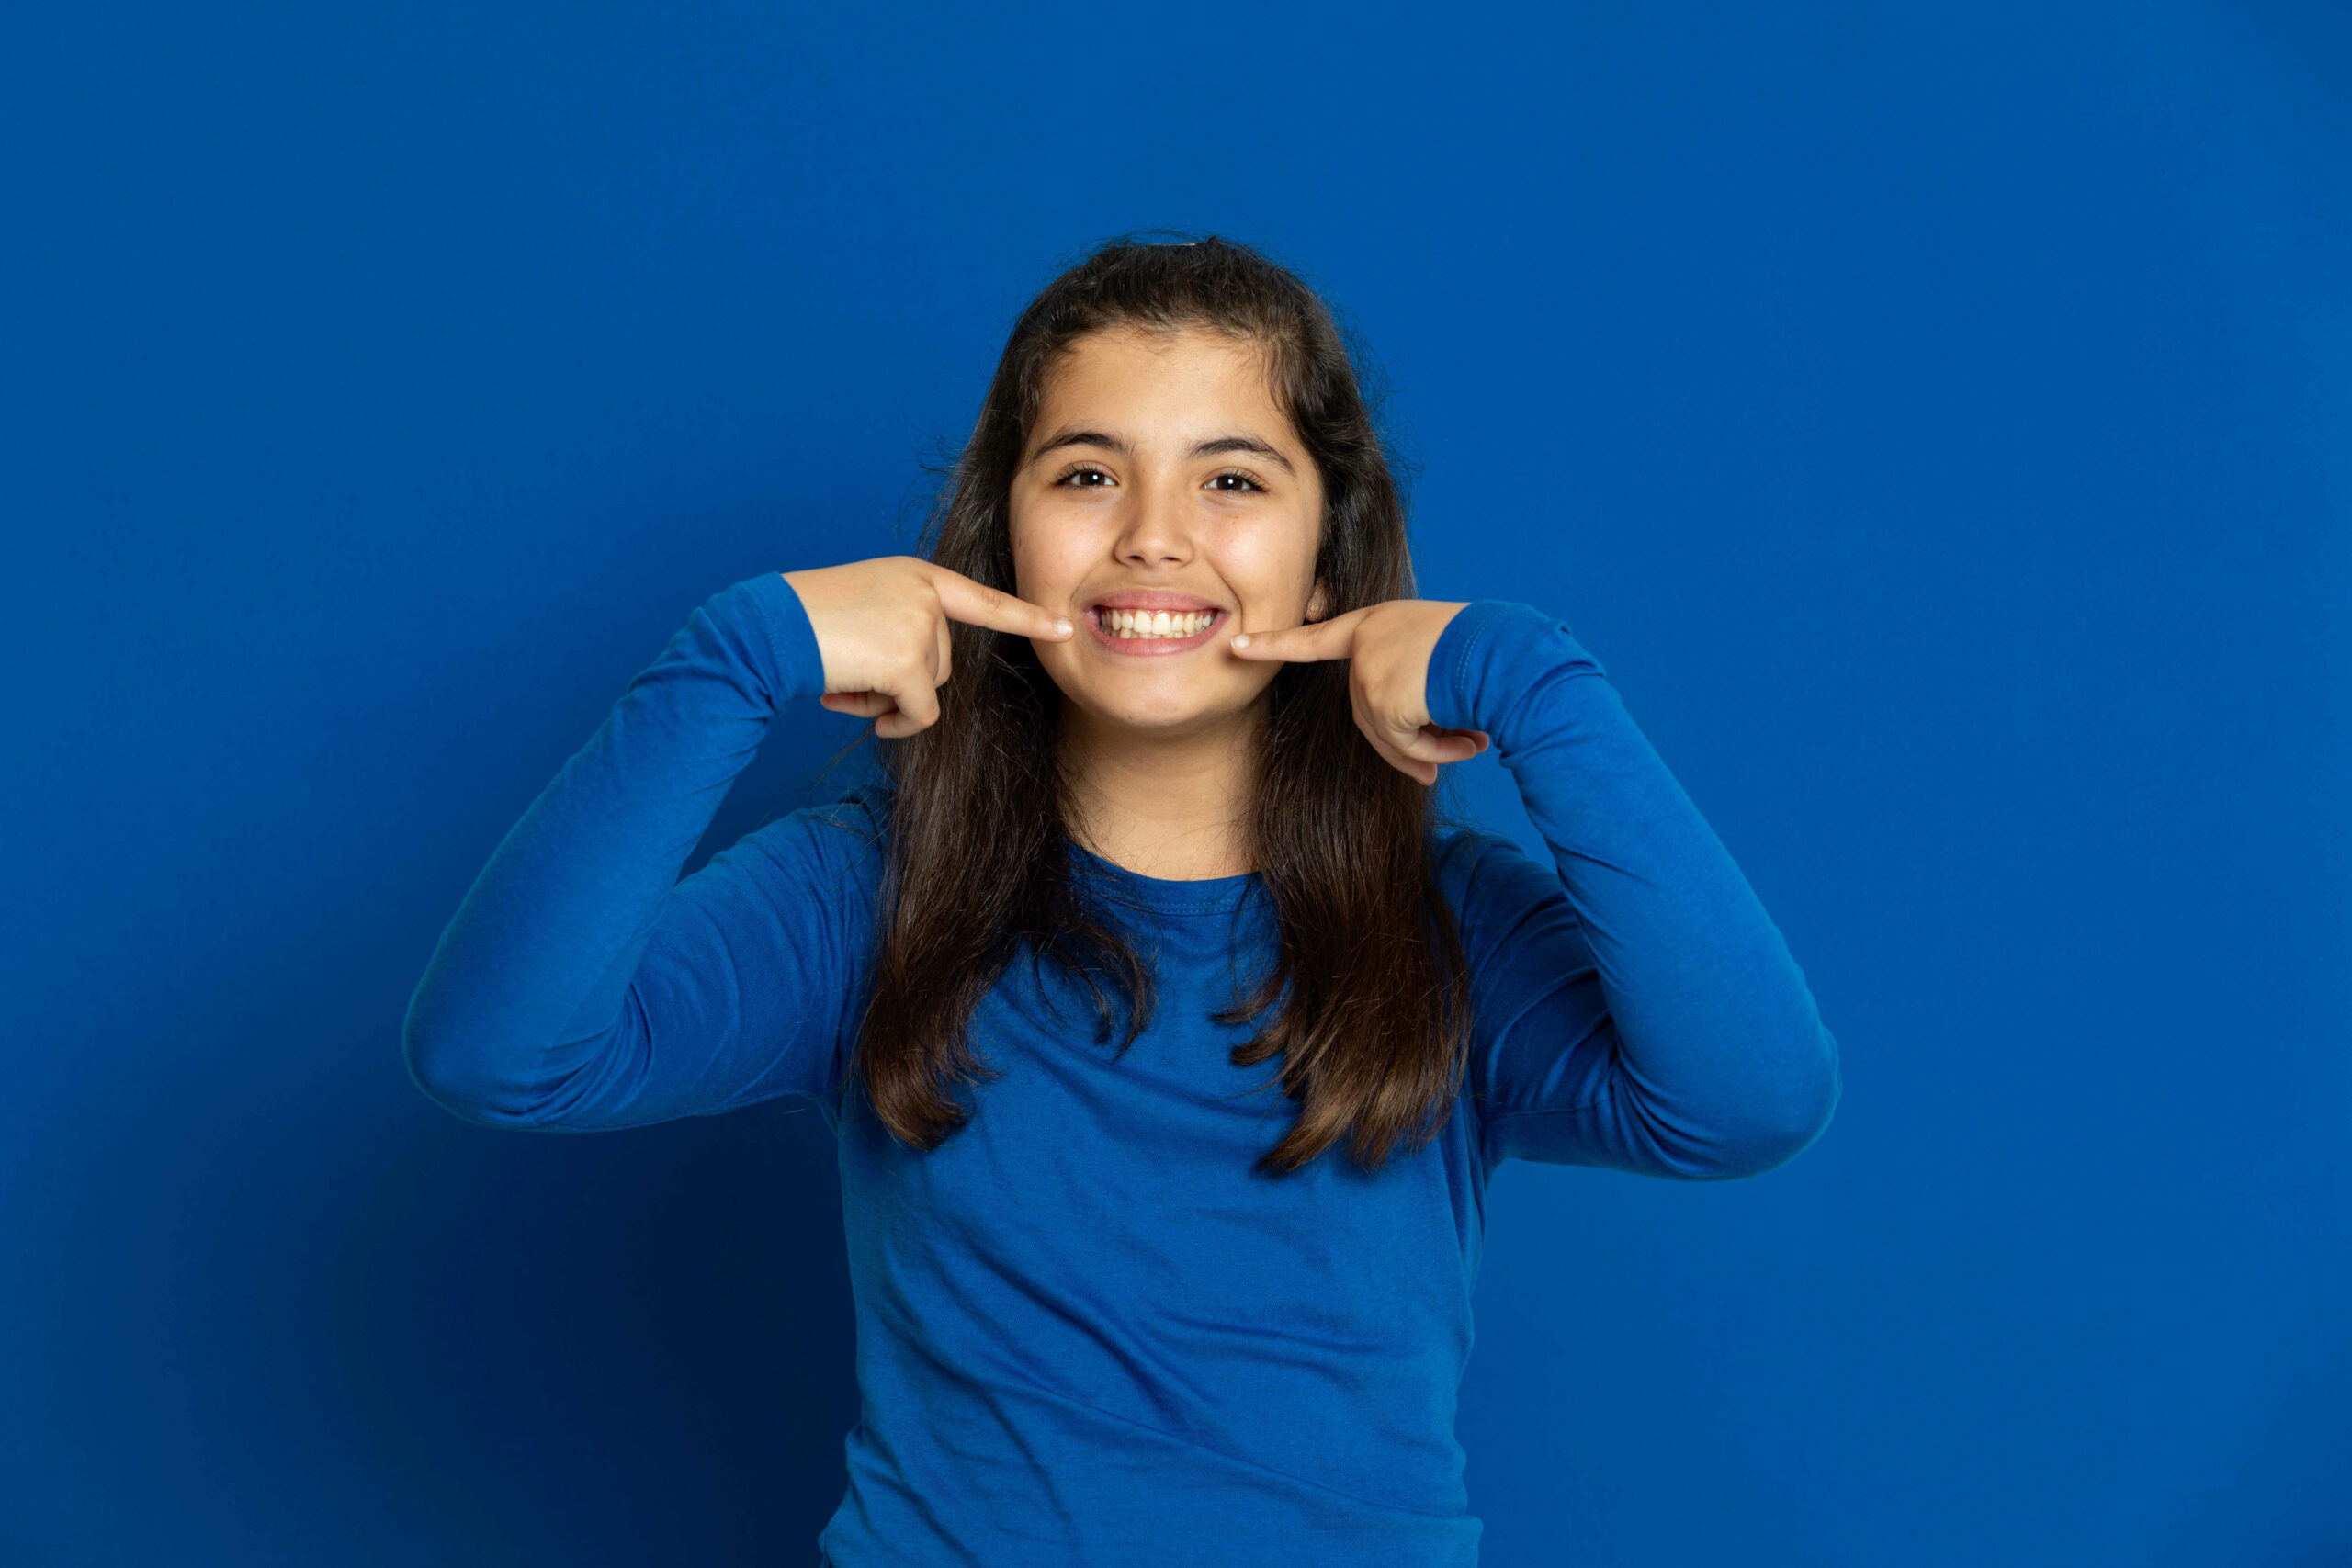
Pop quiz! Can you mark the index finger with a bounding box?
[1228,606,1371,661]
[926,566,1073,640]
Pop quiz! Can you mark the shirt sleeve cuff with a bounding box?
[1425,599,1608,739]
[717,570,831,708]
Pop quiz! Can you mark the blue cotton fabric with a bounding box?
[403,572,1840,1565]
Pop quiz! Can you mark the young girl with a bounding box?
[404,235,1840,1565]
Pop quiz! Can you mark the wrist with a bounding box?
[1424,600,1604,740]
[738,570,831,705]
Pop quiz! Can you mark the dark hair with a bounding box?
[852,231,1472,1177]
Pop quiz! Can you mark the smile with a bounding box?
[1084,605,1223,656]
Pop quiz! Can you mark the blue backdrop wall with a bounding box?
[5,2,2347,1563]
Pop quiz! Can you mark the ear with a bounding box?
[1305,578,1331,624]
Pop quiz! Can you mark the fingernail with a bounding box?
[1232,633,1251,649]
[1053,617,1072,637]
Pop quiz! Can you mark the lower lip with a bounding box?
[1084,608,1223,657]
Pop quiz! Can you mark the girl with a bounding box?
[404,234,1840,1565]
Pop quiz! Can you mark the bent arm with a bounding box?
[1432,601,1841,1179]
[401,571,871,1131]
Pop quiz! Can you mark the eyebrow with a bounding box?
[1027,428,1298,478]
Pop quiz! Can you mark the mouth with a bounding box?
[1083,602,1225,657]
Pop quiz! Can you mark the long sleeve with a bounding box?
[1429,600,1841,1179]
[401,571,883,1132]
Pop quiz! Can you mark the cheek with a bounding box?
[1220,525,1320,609]
[1008,508,1092,604]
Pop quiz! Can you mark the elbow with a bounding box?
[1736,1060,1840,1178]
[401,990,548,1130]
[1684,1025,1843,1181]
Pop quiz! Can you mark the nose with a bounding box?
[1111,479,1194,570]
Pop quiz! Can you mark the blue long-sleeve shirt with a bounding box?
[402,571,1839,1565]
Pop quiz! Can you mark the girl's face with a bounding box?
[1009,323,1328,742]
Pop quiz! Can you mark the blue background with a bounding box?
[5,2,2346,1562]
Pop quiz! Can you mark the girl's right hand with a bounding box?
[780,557,1073,739]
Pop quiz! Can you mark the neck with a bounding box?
[1058,703,1261,881]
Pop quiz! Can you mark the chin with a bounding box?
[1062,677,1261,739]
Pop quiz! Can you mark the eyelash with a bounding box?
[1052,463,1265,493]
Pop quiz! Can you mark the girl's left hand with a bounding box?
[1229,601,1492,785]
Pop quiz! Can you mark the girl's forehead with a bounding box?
[1057,322,1255,367]
[1035,329,1282,423]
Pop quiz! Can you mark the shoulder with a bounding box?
[729,779,894,891]
[1429,821,1586,968]
[1431,820,1564,915]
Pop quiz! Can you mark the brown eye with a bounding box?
[1207,470,1264,492]
[1055,464,1114,487]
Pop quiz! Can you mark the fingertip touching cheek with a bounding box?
[1007,323,1328,740]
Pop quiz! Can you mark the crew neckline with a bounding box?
[1066,840,1261,917]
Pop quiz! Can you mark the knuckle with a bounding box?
[895,604,940,652]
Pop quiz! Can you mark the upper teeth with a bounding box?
[1101,608,1213,638]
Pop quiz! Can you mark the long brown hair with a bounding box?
[851,232,1472,1178]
